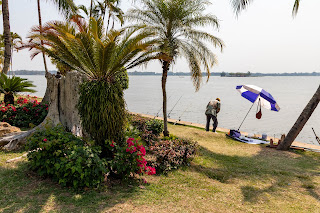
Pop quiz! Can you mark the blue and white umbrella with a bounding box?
[236,85,280,111]
[235,85,280,131]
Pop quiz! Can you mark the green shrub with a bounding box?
[145,119,163,136]
[130,114,150,131]
[0,97,48,128]
[78,80,126,157]
[149,138,198,174]
[26,124,107,189]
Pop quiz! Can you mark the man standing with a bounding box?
[205,98,221,132]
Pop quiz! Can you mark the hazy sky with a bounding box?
[2,0,320,73]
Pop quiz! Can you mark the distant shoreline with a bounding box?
[9,70,320,77]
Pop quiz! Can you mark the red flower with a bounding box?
[138,146,146,156]
[110,141,115,147]
[43,138,47,142]
[146,166,156,175]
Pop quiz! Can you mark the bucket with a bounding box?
[262,133,267,140]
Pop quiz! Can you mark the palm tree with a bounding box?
[126,0,224,136]
[0,73,36,105]
[231,0,300,16]
[36,0,77,74]
[21,16,156,155]
[1,0,11,74]
[231,0,320,151]
[77,0,124,29]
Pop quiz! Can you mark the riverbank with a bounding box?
[1,123,320,212]
[131,112,320,152]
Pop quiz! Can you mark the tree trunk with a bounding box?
[2,0,11,74]
[4,93,14,105]
[277,85,320,150]
[162,61,170,137]
[37,0,50,103]
[2,72,87,150]
[89,0,93,18]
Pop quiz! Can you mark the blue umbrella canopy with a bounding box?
[236,85,280,112]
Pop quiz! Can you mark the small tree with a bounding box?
[0,73,36,105]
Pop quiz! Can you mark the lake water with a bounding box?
[18,75,320,145]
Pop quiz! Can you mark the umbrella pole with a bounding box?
[238,101,255,131]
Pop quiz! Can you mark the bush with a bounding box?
[149,138,198,174]
[78,80,126,157]
[107,138,156,179]
[130,114,149,131]
[0,97,48,128]
[145,119,163,136]
[26,124,107,189]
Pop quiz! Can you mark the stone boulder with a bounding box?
[0,122,20,137]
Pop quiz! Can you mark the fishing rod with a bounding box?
[174,102,193,125]
[154,93,174,118]
[168,95,183,118]
[312,128,320,145]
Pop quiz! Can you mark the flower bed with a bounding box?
[0,96,48,128]
[129,115,198,174]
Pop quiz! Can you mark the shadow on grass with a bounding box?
[191,144,320,204]
[0,161,142,212]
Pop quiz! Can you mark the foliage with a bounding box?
[145,119,163,136]
[149,138,198,174]
[126,0,224,90]
[78,80,126,152]
[231,0,301,16]
[129,114,198,174]
[129,115,159,145]
[22,16,156,81]
[116,68,129,90]
[26,124,107,190]
[0,97,47,128]
[107,138,156,179]
[0,73,36,104]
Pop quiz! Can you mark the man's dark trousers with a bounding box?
[206,114,218,132]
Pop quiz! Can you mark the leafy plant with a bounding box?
[107,138,156,179]
[78,80,126,155]
[149,138,198,174]
[0,97,47,128]
[26,124,107,190]
[145,119,163,136]
[0,73,36,105]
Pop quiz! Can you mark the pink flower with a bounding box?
[146,166,156,175]
[138,146,146,156]
[43,138,47,142]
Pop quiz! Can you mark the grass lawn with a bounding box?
[1,124,320,212]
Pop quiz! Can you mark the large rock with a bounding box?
[0,122,20,137]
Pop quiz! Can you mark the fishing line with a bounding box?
[168,95,183,118]
[154,93,174,118]
[177,102,193,122]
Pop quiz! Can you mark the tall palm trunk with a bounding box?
[37,0,48,74]
[2,0,11,74]
[162,60,170,137]
[277,85,320,150]
[89,0,93,18]
[37,0,51,103]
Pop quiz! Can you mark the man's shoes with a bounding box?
[212,131,218,134]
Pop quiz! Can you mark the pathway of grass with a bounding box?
[1,124,320,212]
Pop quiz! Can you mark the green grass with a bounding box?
[1,124,320,212]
